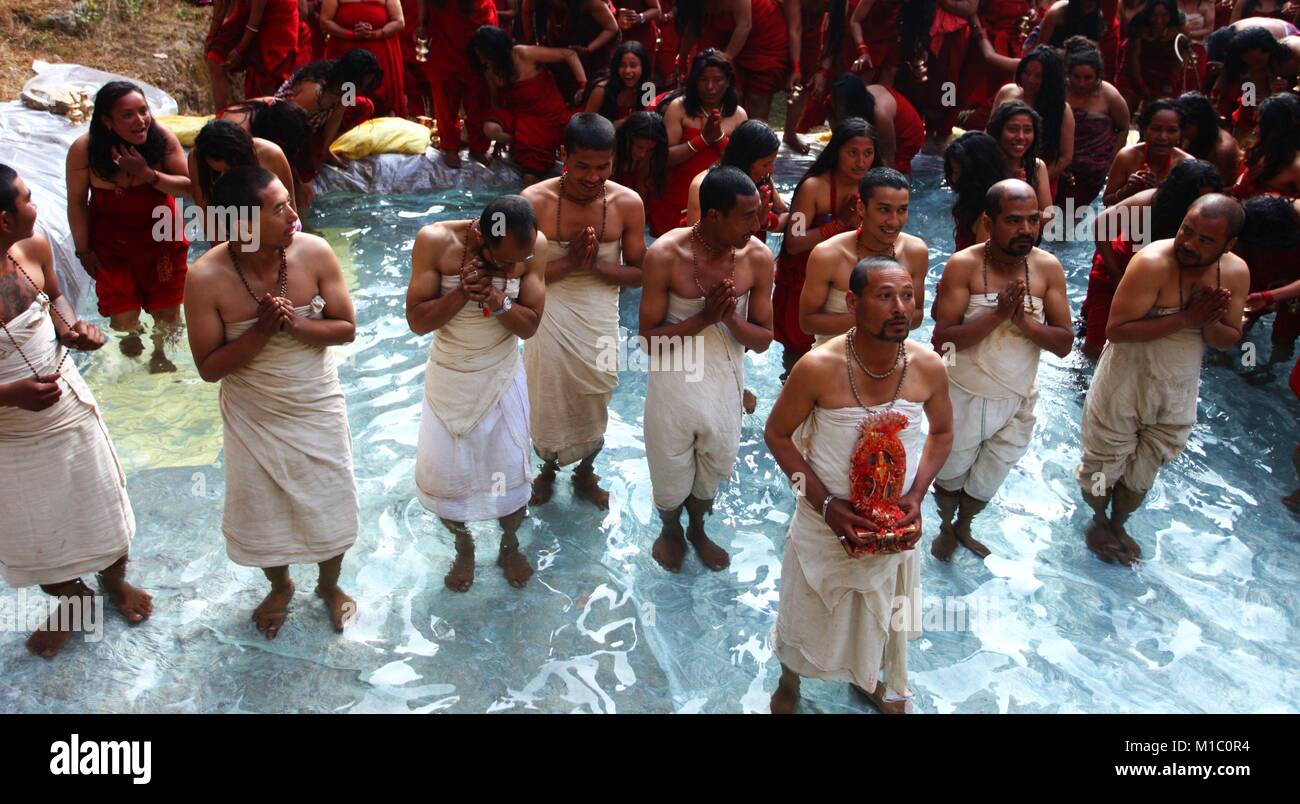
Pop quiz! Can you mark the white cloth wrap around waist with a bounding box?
[813,290,849,348]
[947,293,1045,400]
[0,298,134,586]
[424,274,523,438]
[219,295,359,567]
[524,239,621,465]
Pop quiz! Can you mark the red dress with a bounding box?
[887,84,923,175]
[698,0,791,95]
[425,0,498,155]
[980,0,1033,57]
[924,8,977,137]
[399,0,430,116]
[324,1,408,117]
[1118,33,1182,99]
[656,0,681,85]
[206,0,303,98]
[860,0,903,76]
[1235,240,1300,344]
[1083,236,1134,354]
[772,172,837,358]
[648,124,723,235]
[485,70,574,175]
[88,183,189,318]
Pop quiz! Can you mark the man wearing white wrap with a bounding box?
[640,166,774,573]
[929,179,1074,561]
[186,166,360,639]
[407,195,547,592]
[1078,194,1249,565]
[0,164,153,658]
[521,113,645,510]
[765,256,953,714]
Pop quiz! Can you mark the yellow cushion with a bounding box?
[329,117,432,159]
[156,115,214,147]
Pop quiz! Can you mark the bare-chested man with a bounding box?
[799,167,929,346]
[1078,193,1250,565]
[185,166,359,638]
[640,166,774,572]
[408,195,547,592]
[930,179,1074,560]
[0,164,152,658]
[766,256,953,714]
[521,113,645,510]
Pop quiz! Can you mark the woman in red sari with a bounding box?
[676,0,790,120]
[321,0,407,117]
[849,0,906,86]
[585,41,656,124]
[419,0,500,167]
[206,0,305,110]
[526,0,621,100]
[1119,0,1187,111]
[616,1,664,79]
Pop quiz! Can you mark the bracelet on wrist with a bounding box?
[1261,290,1278,306]
[689,133,708,152]
[856,42,869,54]
[821,494,837,521]
[246,24,260,33]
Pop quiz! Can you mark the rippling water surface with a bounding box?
[2,154,1297,713]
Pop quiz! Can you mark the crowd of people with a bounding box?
[2,0,1299,714]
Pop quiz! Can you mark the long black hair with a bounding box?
[88,81,167,181]
[224,100,311,182]
[791,116,881,201]
[682,49,739,118]
[193,120,258,204]
[901,0,938,62]
[469,25,517,85]
[1052,0,1103,46]
[1245,92,1300,185]
[1223,26,1285,88]
[987,100,1043,192]
[1136,97,1183,141]
[1174,91,1219,159]
[826,0,849,65]
[1150,158,1222,240]
[829,73,876,130]
[531,0,586,44]
[945,131,1009,240]
[1239,194,1300,251]
[1128,0,1184,38]
[1016,45,1067,161]
[615,111,668,196]
[594,40,651,122]
[721,120,780,178]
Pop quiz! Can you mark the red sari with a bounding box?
[656,0,681,85]
[772,172,837,358]
[1083,236,1134,355]
[88,183,189,318]
[206,0,303,98]
[424,0,498,155]
[980,0,1033,57]
[649,124,723,235]
[485,70,574,175]
[698,0,791,95]
[324,1,408,117]
[620,0,661,80]
[887,84,924,175]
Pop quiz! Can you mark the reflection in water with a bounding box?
[1,156,1297,713]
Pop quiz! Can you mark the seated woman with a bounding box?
[214,98,316,209]
[1175,90,1241,185]
[612,110,668,210]
[992,44,1076,192]
[685,119,785,233]
[1233,92,1300,197]
[1061,36,1129,207]
[649,49,748,235]
[321,0,407,116]
[945,130,1009,251]
[818,73,924,175]
[188,120,298,217]
[1102,98,1191,204]
[771,116,880,378]
[676,0,790,120]
[986,100,1055,226]
[584,41,655,125]
[275,50,384,168]
[1081,157,1221,357]
[470,23,585,185]
[1119,0,1187,112]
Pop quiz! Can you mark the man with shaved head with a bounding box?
[1078,193,1250,565]
[929,179,1074,561]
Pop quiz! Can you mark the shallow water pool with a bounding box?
[2,154,1297,714]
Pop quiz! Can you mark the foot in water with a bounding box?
[119,333,144,358]
[315,583,357,632]
[686,519,730,571]
[652,519,688,572]
[148,350,177,374]
[572,469,610,509]
[530,467,556,506]
[930,522,959,561]
[953,520,991,558]
[25,586,97,659]
[498,546,534,588]
[252,581,295,639]
[444,550,475,593]
[852,681,908,714]
[1085,517,1131,565]
[442,150,463,168]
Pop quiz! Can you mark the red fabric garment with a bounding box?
[861,0,903,74]
[485,70,574,175]
[399,0,430,115]
[620,0,661,79]
[648,124,722,235]
[1083,235,1134,354]
[955,224,976,252]
[795,1,826,83]
[698,0,791,95]
[1101,0,1121,81]
[656,0,681,84]
[206,0,303,97]
[772,173,836,355]
[924,8,976,137]
[546,0,619,99]
[423,0,497,152]
[1116,34,1182,99]
[88,183,188,317]
[980,0,1033,57]
[886,84,923,175]
[1059,106,1118,206]
[324,1,408,117]
[1235,240,1300,343]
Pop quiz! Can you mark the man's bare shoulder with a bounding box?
[187,243,232,290]
[290,231,335,263]
[905,339,948,383]
[799,340,846,376]
[899,232,929,258]
[1030,245,1067,277]
[1219,250,1251,285]
[520,178,558,205]
[743,234,774,266]
[939,247,979,280]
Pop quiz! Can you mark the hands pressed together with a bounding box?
[254,293,302,337]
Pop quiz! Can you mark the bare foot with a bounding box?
[853,682,908,714]
[24,595,92,659]
[783,133,811,155]
[1085,518,1128,565]
[687,520,731,571]
[119,333,144,358]
[652,521,687,572]
[1111,521,1142,564]
[102,579,154,624]
[930,522,958,562]
[252,581,295,639]
[954,522,991,558]
[148,351,177,374]
[444,551,475,593]
[498,546,534,588]
[572,470,610,509]
[315,584,357,632]
[530,469,556,506]
[442,150,463,168]
[742,388,757,414]
[770,676,800,714]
